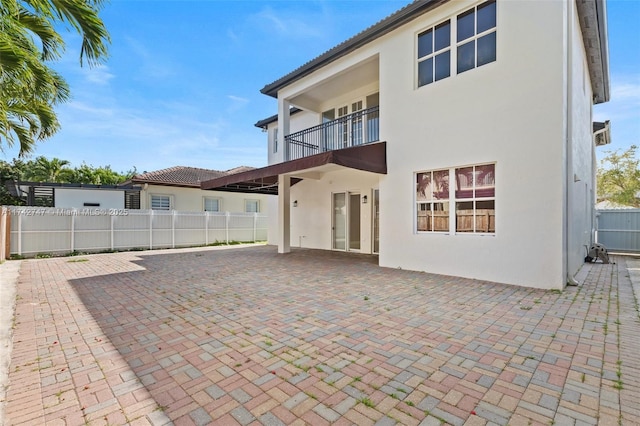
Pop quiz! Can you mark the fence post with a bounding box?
[226,212,230,244]
[172,210,176,249]
[17,211,22,256]
[149,209,154,250]
[253,213,257,242]
[70,209,76,253]
[205,212,209,245]
[110,214,115,251]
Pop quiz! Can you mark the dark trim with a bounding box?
[255,108,302,129]
[14,181,139,190]
[260,0,448,98]
[201,142,387,195]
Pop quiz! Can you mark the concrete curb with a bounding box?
[0,260,21,425]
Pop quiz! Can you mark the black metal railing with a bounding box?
[284,106,379,161]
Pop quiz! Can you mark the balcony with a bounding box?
[284,106,379,161]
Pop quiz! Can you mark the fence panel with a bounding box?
[6,207,268,257]
[596,209,640,253]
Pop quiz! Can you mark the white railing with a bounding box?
[6,207,268,257]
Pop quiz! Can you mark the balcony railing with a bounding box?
[285,106,379,161]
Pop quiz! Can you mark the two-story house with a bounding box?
[202,0,610,289]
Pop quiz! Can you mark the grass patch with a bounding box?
[358,397,374,408]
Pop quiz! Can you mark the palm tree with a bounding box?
[0,0,110,155]
[26,156,71,182]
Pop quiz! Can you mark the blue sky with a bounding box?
[2,0,638,174]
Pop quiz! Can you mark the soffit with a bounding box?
[201,142,387,195]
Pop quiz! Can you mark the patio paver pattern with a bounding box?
[3,246,640,425]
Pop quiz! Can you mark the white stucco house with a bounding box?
[202,0,611,289]
[129,166,270,214]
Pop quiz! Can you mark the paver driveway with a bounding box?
[2,245,640,425]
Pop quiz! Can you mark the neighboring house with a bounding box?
[202,0,610,289]
[129,166,270,214]
[7,181,140,209]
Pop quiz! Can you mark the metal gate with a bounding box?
[596,209,640,253]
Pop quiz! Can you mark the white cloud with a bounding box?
[82,65,115,85]
[246,6,324,39]
[227,95,250,112]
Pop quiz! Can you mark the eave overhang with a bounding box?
[201,142,387,195]
[593,120,611,146]
[576,0,610,104]
[260,0,448,99]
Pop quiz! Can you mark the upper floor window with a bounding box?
[151,194,171,210]
[245,199,260,213]
[273,128,278,153]
[204,197,220,212]
[457,0,496,74]
[417,20,451,87]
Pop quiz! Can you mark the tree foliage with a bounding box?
[0,156,136,204]
[0,0,110,156]
[597,145,640,208]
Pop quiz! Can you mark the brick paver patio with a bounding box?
[2,245,639,425]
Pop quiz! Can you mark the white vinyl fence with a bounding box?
[7,207,268,257]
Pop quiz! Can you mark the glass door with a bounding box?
[349,193,361,251]
[333,192,361,251]
[333,193,346,250]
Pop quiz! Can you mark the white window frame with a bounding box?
[245,199,260,213]
[454,163,495,234]
[273,127,278,153]
[203,197,221,212]
[416,19,451,88]
[150,194,172,211]
[416,169,450,232]
[415,162,495,235]
[455,0,497,75]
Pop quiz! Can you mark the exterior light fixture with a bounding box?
[362,195,368,204]
[293,200,298,207]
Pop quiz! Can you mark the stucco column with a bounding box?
[277,174,291,254]
[278,98,291,161]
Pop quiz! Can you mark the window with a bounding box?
[415,163,495,234]
[416,169,450,232]
[417,20,451,87]
[457,0,496,74]
[455,163,495,233]
[273,128,278,153]
[245,199,259,213]
[150,194,171,210]
[204,197,220,212]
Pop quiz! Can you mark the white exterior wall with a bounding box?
[378,0,567,288]
[288,169,379,252]
[140,185,271,214]
[566,0,597,279]
[55,188,125,209]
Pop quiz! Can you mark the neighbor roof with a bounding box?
[260,0,609,104]
[130,166,255,188]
